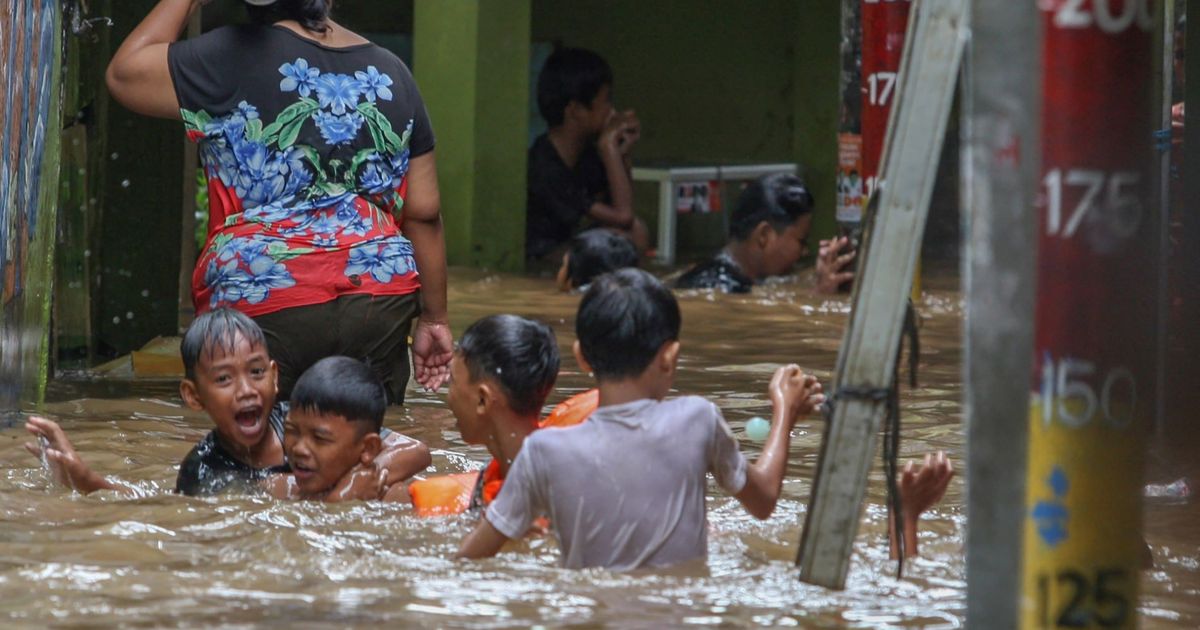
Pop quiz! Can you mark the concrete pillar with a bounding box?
[413,0,531,271]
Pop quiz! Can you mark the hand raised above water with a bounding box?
[411,318,453,391]
[767,364,825,428]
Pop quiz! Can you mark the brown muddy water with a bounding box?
[0,267,1195,627]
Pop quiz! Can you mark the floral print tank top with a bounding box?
[169,25,433,317]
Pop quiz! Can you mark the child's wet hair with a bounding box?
[567,229,639,288]
[290,356,385,434]
[180,308,268,380]
[537,47,613,127]
[576,268,680,380]
[729,173,815,241]
[458,315,560,417]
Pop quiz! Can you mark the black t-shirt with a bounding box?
[674,252,754,294]
[175,402,291,496]
[525,134,609,260]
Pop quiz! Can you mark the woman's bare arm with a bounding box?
[106,0,201,119]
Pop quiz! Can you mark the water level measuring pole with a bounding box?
[1021,2,1156,628]
[961,1,1040,628]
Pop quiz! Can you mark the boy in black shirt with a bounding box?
[526,48,648,263]
[24,309,430,498]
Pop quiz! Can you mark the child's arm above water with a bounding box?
[733,365,824,520]
[890,451,954,558]
[24,416,135,495]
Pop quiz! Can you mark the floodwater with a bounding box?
[0,267,1195,627]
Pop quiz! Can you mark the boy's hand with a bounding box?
[412,319,454,391]
[600,110,640,156]
[815,236,856,295]
[23,416,112,494]
[899,451,954,522]
[325,463,389,503]
[768,365,824,428]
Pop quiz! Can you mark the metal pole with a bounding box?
[176,8,200,333]
[962,1,1039,628]
[1020,2,1156,627]
[1155,1,1176,438]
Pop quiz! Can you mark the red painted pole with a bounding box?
[1023,1,1155,627]
[860,0,912,198]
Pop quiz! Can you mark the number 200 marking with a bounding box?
[1052,0,1154,33]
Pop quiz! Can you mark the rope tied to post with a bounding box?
[821,299,920,579]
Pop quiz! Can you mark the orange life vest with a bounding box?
[408,388,598,517]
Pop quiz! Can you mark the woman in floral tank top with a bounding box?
[106,0,452,401]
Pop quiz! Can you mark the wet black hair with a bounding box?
[576,268,680,380]
[181,308,268,380]
[567,229,639,288]
[458,315,560,417]
[290,356,384,434]
[245,0,331,34]
[537,47,613,127]
[728,173,815,242]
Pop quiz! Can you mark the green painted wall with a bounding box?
[414,0,531,270]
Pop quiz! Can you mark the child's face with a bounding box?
[283,407,378,496]
[180,334,278,453]
[447,355,490,445]
[762,214,813,277]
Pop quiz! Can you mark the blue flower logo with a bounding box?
[314,73,362,115]
[312,111,365,145]
[345,242,413,283]
[279,58,320,97]
[355,65,394,102]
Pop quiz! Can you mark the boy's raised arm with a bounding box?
[733,365,824,520]
[890,451,954,558]
[24,416,132,495]
[456,516,511,560]
[376,432,433,487]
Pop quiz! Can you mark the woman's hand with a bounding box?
[411,319,453,391]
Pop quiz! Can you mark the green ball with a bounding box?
[745,416,771,442]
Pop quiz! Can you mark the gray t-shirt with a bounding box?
[485,396,748,571]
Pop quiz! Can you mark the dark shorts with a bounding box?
[253,293,420,405]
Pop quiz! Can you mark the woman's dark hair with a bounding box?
[245,0,332,34]
[181,308,267,380]
[567,229,639,288]
[576,268,680,380]
[728,173,815,242]
[291,356,385,434]
[458,315,560,417]
[537,47,613,127]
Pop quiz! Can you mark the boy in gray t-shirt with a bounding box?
[456,268,825,570]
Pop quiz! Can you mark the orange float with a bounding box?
[409,389,598,517]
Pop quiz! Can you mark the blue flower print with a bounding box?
[357,154,394,194]
[279,58,320,97]
[313,235,338,248]
[314,73,362,115]
[343,215,373,238]
[345,242,413,284]
[307,212,341,235]
[241,255,296,304]
[215,235,269,265]
[313,111,365,145]
[233,142,288,207]
[354,66,394,102]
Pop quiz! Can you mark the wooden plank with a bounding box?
[796,0,967,589]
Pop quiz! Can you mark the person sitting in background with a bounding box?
[25,309,430,498]
[526,47,648,264]
[675,173,853,294]
[556,228,639,292]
